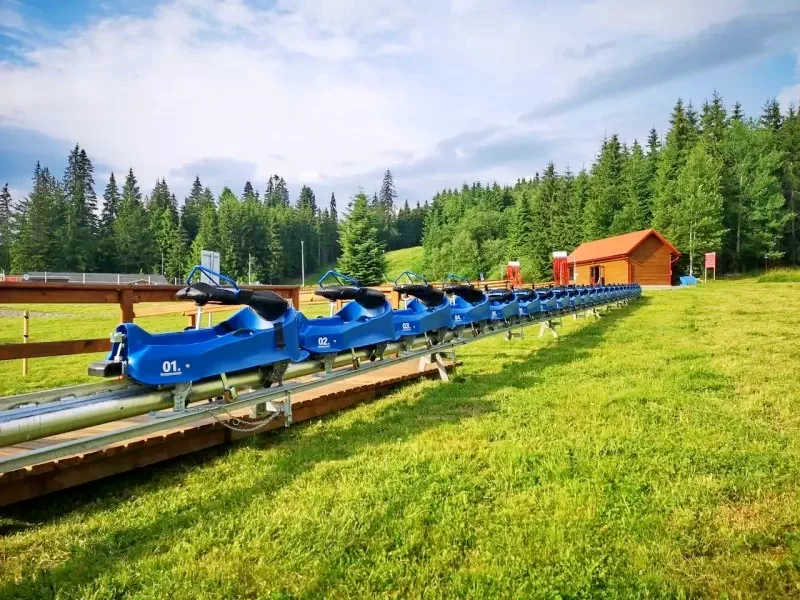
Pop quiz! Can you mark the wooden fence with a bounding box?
[0,282,300,362]
[0,279,510,365]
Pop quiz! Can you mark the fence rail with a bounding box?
[0,279,512,365]
[0,282,300,363]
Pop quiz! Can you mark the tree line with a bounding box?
[423,92,799,281]
[0,151,426,283]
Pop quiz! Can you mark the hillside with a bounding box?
[287,245,424,287]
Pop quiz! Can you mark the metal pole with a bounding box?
[248,254,253,285]
[22,310,29,376]
[301,240,305,288]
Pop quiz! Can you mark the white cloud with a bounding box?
[1,0,798,204]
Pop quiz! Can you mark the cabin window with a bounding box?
[568,264,575,281]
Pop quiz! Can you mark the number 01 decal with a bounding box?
[162,360,178,373]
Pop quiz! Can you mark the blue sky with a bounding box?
[1,0,800,208]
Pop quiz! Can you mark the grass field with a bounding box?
[758,268,800,283]
[2,278,800,598]
[287,245,425,286]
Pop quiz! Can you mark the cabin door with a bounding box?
[590,265,605,285]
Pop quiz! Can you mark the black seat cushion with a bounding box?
[443,284,485,304]
[487,288,515,303]
[177,283,288,321]
[515,288,536,301]
[315,286,386,310]
[393,284,445,307]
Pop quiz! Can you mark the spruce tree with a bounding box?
[98,173,121,271]
[731,102,744,122]
[114,169,155,273]
[147,179,178,274]
[191,203,219,266]
[652,99,696,234]
[243,181,256,203]
[0,183,13,272]
[216,187,244,278]
[613,140,650,233]
[584,135,623,240]
[506,191,533,261]
[62,144,97,270]
[181,176,205,241]
[337,193,388,284]
[672,139,727,275]
[13,165,67,272]
[724,119,788,269]
[567,169,590,250]
[760,98,782,131]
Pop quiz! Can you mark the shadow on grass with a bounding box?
[0,299,647,596]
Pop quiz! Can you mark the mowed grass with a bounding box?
[1,279,800,598]
[384,245,425,281]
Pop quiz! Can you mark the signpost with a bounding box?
[704,252,716,283]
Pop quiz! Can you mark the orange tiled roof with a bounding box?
[567,229,680,263]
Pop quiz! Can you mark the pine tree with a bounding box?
[506,191,533,260]
[62,144,97,270]
[181,176,205,241]
[779,107,800,264]
[191,202,219,266]
[165,218,189,282]
[243,181,256,202]
[613,140,650,233]
[98,173,121,271]
[337,193,388,284]
[263,211,284,283]
[731,102,744,122]
[147,179,178,274]
[724,119,788,269]
[760,98,782,131]
[0,183,13,272]
[297,185,317,213]
[379,169,397,209]
[652,99,696,234]
[584,135,624,240]
[672,139,727,275]
[700,90,727,152]
[567,169,590,250]
[13,165,67,272]
[114,169,154,273]
[216,187,243,278]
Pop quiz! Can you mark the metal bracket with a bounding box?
[172,381,192,412]
[351,348,361,369]
[220,372,238,403]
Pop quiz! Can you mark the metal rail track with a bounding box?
[0,297,635,474]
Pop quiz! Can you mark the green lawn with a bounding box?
[2,279,800,598]
[287,245,425,287]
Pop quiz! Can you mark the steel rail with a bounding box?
[0,297,635,473]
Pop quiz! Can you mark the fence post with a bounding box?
[22,310,29,376]
[120,289,135,323]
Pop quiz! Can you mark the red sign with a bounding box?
[705,252,716,269]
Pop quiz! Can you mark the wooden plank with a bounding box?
[0,338,110,360]
[0,362,454,506]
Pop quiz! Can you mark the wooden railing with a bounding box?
[0,282,300,361]
[0,279,512,364]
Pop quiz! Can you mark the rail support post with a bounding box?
[539,320,559,339]
[419,352,450,381]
